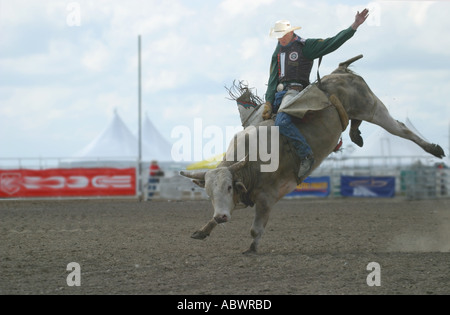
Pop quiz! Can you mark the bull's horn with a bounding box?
[228,154,249,174]
[339,54,363,69]
[180,170,206,180]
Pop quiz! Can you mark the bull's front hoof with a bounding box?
[191,230,209,240]
[242,244,257,255]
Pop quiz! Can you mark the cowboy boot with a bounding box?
[298,153,315,180]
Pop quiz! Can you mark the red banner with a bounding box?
[0,168,136,198]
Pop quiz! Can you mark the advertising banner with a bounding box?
[340,176,395,197]
[286,176,331,198]
[0,168,136,198]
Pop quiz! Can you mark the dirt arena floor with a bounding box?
[1,197,449,295]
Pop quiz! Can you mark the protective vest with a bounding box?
[278,38,313,87]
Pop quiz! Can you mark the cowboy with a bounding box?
[263,9,369,180]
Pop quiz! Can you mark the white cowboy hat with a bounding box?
[269,20,301,39]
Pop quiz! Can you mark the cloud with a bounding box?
[0,86,72,128]
[407,1,434,26]
[1,0,449,159]
[219,0,274,17]
[0,39,79,78]
[81,41,111,72]
[239,37,262,60]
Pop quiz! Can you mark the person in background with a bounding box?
[148,160,164,199]
[149,160,164,177]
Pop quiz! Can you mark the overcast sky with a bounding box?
[1,0,449,163]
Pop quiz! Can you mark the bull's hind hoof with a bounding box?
[350,128,364,147]
[191,230,209,240]
[430,144,445,159]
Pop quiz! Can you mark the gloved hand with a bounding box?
[262,102,272,120]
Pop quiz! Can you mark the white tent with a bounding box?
[142,113,172,162]
[74,109,138,159]
[64,110,173,167]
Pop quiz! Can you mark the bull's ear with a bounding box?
[234,180,248,193]
[193,180,205,188]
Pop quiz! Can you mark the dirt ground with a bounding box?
[1,197,449,295]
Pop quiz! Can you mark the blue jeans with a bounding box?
[275,112,312,158]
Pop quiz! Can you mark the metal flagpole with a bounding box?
[138,35,143,201]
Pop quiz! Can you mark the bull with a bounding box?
[180,55,445,253]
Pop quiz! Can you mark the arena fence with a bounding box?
[1,157,448,201]
[311,166,449,200]
[148,166,449,201]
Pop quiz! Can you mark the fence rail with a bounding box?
[1,157,448,201]
[312,166,449,200]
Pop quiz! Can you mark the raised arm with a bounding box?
[351,8,369,30]
[303,8,369,60]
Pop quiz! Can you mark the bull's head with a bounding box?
[180,156,249,224]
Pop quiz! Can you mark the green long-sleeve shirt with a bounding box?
[265,26,356,104]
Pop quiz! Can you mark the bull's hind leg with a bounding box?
[368,98,445,158]
[350,119,364,147]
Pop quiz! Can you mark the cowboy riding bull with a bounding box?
[180,55,445,253]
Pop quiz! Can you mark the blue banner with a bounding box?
[286,176,330,198]
[340,176,395,197]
